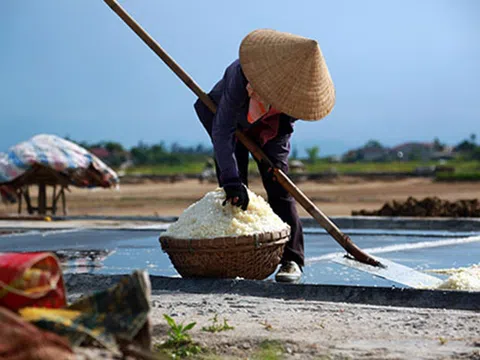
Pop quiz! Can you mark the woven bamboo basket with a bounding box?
[159,228,290,280]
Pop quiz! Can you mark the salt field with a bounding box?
[1,227,478,288]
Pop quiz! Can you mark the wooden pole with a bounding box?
[61,187,67,215]
[38,183,47,215]
[17,189,22,214]
[24,187,33,214]
[103,0,380,267]
[52,185,57,215]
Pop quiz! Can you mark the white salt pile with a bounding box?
[163,188,289,239]
[432,264,480,291]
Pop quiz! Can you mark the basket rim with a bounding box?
[159,228,290,251]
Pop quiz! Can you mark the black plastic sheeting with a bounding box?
[65,274,480,311]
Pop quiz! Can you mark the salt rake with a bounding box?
[103,0,443,288]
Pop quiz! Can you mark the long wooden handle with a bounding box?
[103,0,380,267]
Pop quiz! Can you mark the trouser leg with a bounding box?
[256,135,305,267]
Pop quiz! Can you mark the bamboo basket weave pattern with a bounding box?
[159,228,290,280]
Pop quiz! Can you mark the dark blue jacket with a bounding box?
[194,59,296,184]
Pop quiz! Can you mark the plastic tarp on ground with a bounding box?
[0,134,119,203]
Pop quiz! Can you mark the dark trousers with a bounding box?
[216,135,305,267]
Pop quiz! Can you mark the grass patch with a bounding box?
[126,162,205,175]
[124,160,480,176]
[435,172,480,182]
[306,160,480,174]
[252,340,285,360]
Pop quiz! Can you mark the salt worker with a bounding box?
[194,29,335,282]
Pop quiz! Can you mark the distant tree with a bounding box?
[130,141,149,165]
[433,137,445,151]
[472,147,480,160]
[291,146,298,160]
[195,144,206,154]
[103,141,124,153]
[306,146,320,164]
[455,140,476,153]
[470,133,477,144]
[364,140,383,149]
[170,142,182,153]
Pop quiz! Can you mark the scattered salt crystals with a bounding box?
[434,264,480,291]
[163,188,289,239]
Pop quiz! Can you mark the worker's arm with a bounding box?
[211,61,248,186]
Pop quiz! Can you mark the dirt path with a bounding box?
[148,291,480,359]
[2,178,478,217]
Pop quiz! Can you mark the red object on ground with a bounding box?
[0,306,73,360]
[0,252,67,311]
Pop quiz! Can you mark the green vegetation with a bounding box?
[252,340,285,360]
[438,337,449,345]
[201,314,234,333]
[126,162,206,175]
[305,146,320,164]
[68,134,480,179]
[122,159,479,176]
[156,314,203,358]
[305,159,479,174]
[435,172,480,182]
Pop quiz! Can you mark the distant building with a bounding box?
[342,144,390,162]
[89,147,111,160]
[289,160,306,173]
[431,146,456,161]
[89,147,129,167]
[362,147,390,162]
[391,142,435,161]
[341,141,456,163]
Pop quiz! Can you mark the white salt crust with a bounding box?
[163,188,289,239]
[434,264,480,291]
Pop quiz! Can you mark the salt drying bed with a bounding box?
[0,227,479,288]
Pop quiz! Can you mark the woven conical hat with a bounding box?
[239,29,335,121]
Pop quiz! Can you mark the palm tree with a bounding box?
[470,133,477,144]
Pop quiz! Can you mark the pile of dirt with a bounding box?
[352,196,480,217]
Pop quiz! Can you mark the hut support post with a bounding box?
[24,187,33,215]
[17,188,23,214]
[38,183,47,215]
[51,185,57,215]
[61,187,67,215]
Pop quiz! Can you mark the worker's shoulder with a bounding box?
[223,59,247,82]
[226,58,241,71]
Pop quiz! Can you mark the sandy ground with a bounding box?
[146,291,480,359]
[3,178,479,359]
[2,178,479,217]
[70,288,480,360]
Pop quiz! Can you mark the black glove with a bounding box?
[222,183,249,211]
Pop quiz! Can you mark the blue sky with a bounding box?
[1,0,479,156]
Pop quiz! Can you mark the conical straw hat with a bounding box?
[239,29,335,121]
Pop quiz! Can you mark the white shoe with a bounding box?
[275,261,302,283]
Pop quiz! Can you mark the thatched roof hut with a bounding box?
[0,134,119,215]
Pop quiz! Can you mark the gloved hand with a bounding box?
[222,183,249,211]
